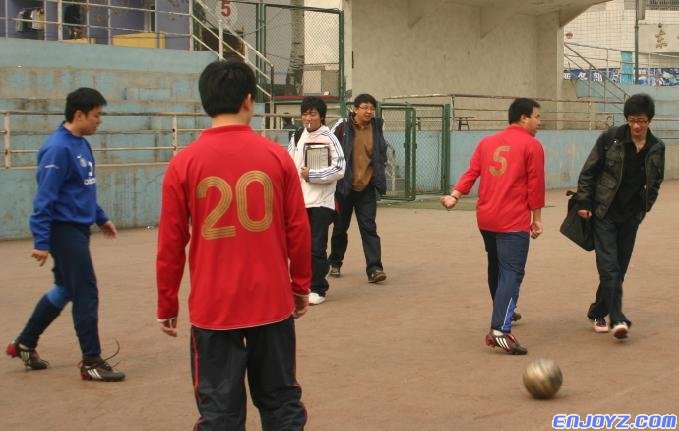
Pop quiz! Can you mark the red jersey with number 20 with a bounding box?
[454,125,545,233]
[156,125,311,330]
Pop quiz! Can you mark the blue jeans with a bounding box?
[481,230,530,333]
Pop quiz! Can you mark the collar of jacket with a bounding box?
[615,123,660,150]
[347,113,383,130]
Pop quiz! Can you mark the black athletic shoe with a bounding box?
[368,270,387,283]
[6,341,49,370]
[328,266,341,277]
[512,311,522,322]
[80,356,125,382]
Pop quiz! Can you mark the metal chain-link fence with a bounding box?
[264,4,342,98]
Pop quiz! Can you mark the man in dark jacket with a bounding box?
[575,93,664,339]
[328,94,388,283]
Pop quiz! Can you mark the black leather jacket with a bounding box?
[331,114,388,196]
[575,125,665,221]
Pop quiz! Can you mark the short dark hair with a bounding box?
[300,96,327,124]
[508,98,540,124]
[353,93,378,108]
[65,88,107,122]
[624,93,655,120]
[199,60,257,117]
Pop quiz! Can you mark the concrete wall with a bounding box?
[447,129,679,196]
[349,0,560,100]
[0,38,211,240]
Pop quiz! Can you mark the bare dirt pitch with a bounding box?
[2,183,678,431]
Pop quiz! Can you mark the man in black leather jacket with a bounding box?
[328,94,388,283]
[574,93,665,339]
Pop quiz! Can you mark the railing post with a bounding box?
[4,112,11,169]
[339,9,345,107]
[218,19,224,60]
[441,104,451,192]
[256,3,267,103]
[189,0,194,51]
[57,0,63,41]
[172,115,178,156]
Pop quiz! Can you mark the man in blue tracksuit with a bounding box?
[6,88,124,382]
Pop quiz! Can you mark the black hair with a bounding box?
[64,88,107,122]
[199,60,257,117]
[508,98,540,124]
[353,93,378,108]
[300,96,327,124]
[624,93,655,120]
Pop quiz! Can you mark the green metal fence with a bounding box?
[380,103,450,200]
[379,104,415,200]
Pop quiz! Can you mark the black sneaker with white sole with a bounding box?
[368,270,387,283]
[80,356,125,382]
[612,321,629,339]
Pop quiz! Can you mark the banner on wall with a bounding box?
[563,67,679,86]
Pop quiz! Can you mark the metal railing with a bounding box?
[191,0,275,108]
[1,109,317,169]
[564,41,679,87]
[563,42,630,111]
[384,93,620,131]
[2,0,344,104]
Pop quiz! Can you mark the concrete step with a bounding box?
[0,65,201,101]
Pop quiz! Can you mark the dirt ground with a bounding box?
[1,183,678,431]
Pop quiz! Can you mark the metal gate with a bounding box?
[379,103,450,200]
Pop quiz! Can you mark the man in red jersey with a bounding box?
[156,61,311,430]
[441,98,545,355]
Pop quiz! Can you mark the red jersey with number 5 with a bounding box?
[156,124,311,329]
[454,125,545,232]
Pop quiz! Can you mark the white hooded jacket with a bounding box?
[287,124,345,210]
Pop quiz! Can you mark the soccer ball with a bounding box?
[523,358,563,399]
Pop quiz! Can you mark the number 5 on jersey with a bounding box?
[489,145,510,176]
[196,171,274,240]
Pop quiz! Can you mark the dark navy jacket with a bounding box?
[330,114,388,196]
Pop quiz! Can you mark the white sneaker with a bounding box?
[308,292,326,305]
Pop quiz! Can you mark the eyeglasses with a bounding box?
[356,105,376,113]
[627,117,649,125]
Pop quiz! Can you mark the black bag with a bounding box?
[560,190,594,251]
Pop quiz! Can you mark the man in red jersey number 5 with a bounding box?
[441,98,545,356]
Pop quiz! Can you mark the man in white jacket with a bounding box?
[288,96,345,305]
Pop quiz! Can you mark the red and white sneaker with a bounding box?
[6,341,49,370]
[485,330,527,355]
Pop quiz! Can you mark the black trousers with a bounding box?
[190,318,306,431]
[328,187,383,276]
[587,215,640,326]
[308,207,334,296]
